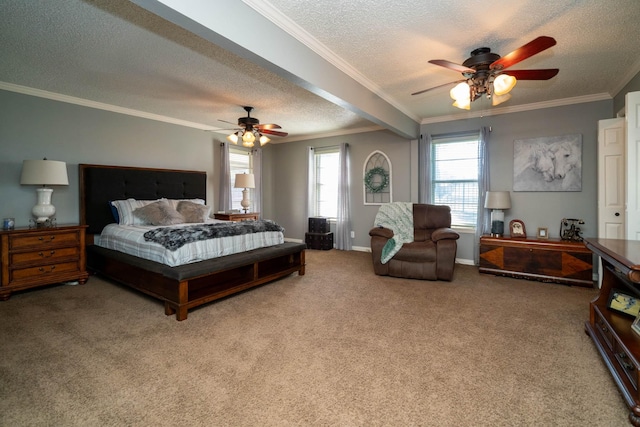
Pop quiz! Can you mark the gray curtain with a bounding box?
[306,146,314,229]
[474,126,491,265]
[418,133,431,203]
[218,142,231,212]
[251,148,262,218]
[336,143,352,250]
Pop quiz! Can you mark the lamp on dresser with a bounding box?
[20,158,69,227]
[234,173,255,213]
[484,191,511,237]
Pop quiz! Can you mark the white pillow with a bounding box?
[110,199,160,225]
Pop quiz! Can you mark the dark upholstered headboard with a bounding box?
[79,164,207,238]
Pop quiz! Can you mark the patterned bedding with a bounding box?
[96,219,285,267]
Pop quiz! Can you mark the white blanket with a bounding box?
[96,219,284,267]
[374,202,414,264]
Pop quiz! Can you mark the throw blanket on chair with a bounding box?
[144,220,284,251]
[374,202,414,264]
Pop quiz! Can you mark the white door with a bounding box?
[626,91,640,240]
[598,118,626,240]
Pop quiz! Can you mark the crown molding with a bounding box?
[420,93,612,124]
[0,81,217,131]
[610,57,640,97]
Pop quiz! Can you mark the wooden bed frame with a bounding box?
[79,164,305,321]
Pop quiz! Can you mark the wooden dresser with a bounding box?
[213,212,259,222]
[0,225,88,300]
[584,238,640,426]
[479,235,594,287]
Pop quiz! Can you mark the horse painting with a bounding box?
[513,134,582,191]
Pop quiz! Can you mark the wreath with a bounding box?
[364,167,389,193]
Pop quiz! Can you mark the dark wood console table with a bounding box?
[584,238,640,426]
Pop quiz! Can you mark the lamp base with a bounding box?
[240,188,251,214]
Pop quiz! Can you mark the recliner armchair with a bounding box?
[369,203,460,281]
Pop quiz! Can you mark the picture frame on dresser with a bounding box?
[509,219,526,238]
[537,227,548,239]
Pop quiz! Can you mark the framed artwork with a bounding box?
[363,150,392,205]
[509,219,527,238]
[537,227,548,239]
[608,290,640,318]
[513,134,582,192]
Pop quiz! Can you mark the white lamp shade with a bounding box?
[484,191,511,209]
[20,159,69,186]
[234,173,255,189]
[493,74,517,96]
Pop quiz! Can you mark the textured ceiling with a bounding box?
[1,0,639,143]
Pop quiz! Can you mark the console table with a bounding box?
[584,238,640,426]
[479,235,594,286]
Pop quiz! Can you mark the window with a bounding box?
[311,146,340,218]
[229,146,252,211]
[431,133,480,228]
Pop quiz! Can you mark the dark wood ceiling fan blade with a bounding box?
[256,123,282,130]
[260,129,288,137]
[490,36,556,70]
[411,79,465,96]
[502,69,559,80]
[429,59,476,74]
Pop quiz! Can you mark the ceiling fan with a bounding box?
[411,36,559,110]
[219,106,288,147]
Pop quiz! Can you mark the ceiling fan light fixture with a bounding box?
[242,130,256,144]
[493,74,517,96]
[226,132,240,144]
[259,134,270,145]
[492,92,512,106]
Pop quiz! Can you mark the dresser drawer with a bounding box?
[613,341,639,391]
[594,309,614,351]
[10,261,81,282]
[9,231,80,250]
[11,247,79,265]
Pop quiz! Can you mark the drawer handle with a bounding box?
[38,250,56,258]
[38,236,55,241]
[618,352,635,371]
[38,266,56,273]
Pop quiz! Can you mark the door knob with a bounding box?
[615,212,620,217]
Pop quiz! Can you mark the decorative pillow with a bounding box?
[110,199,160,225]
[177,201,212,223]
[167,198,205,210]
[109,202,120,223]
[133,200,184,226]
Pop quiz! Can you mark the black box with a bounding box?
[305,232,333,250]
[308,217,330,233]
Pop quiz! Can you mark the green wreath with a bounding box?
[364,167,389,193]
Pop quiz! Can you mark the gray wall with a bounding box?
[270,100,614,261]
[614,72,640,116]
[0,90,221,228]
[268,130,412,249]
[0,86,628,263]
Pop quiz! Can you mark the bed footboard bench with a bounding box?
[87,242,306,320]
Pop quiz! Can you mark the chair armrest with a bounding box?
[431,227,460,242]
[369,226,394,239]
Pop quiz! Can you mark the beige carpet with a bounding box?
[0,249,629,426]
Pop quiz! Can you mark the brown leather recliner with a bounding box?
[369,204,460,281]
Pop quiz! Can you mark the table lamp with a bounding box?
[484,191,511,237]
[20,158,69,226]
[234,173,255,213]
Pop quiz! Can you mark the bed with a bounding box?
[79,164,306,321]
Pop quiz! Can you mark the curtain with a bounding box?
[306,146,314,228]
[218,142,232,212]
[251,148,262,218]
[418,133,432,203]
[474,126,490,265]
[336,143,352,250]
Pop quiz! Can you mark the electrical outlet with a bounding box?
[350,231,355,238]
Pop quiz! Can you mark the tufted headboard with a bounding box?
[79,164,207,239]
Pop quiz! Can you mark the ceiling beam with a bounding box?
[130,0,419,139]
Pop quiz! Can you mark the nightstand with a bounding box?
[214,212,260,222]
[0,225,89,300]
